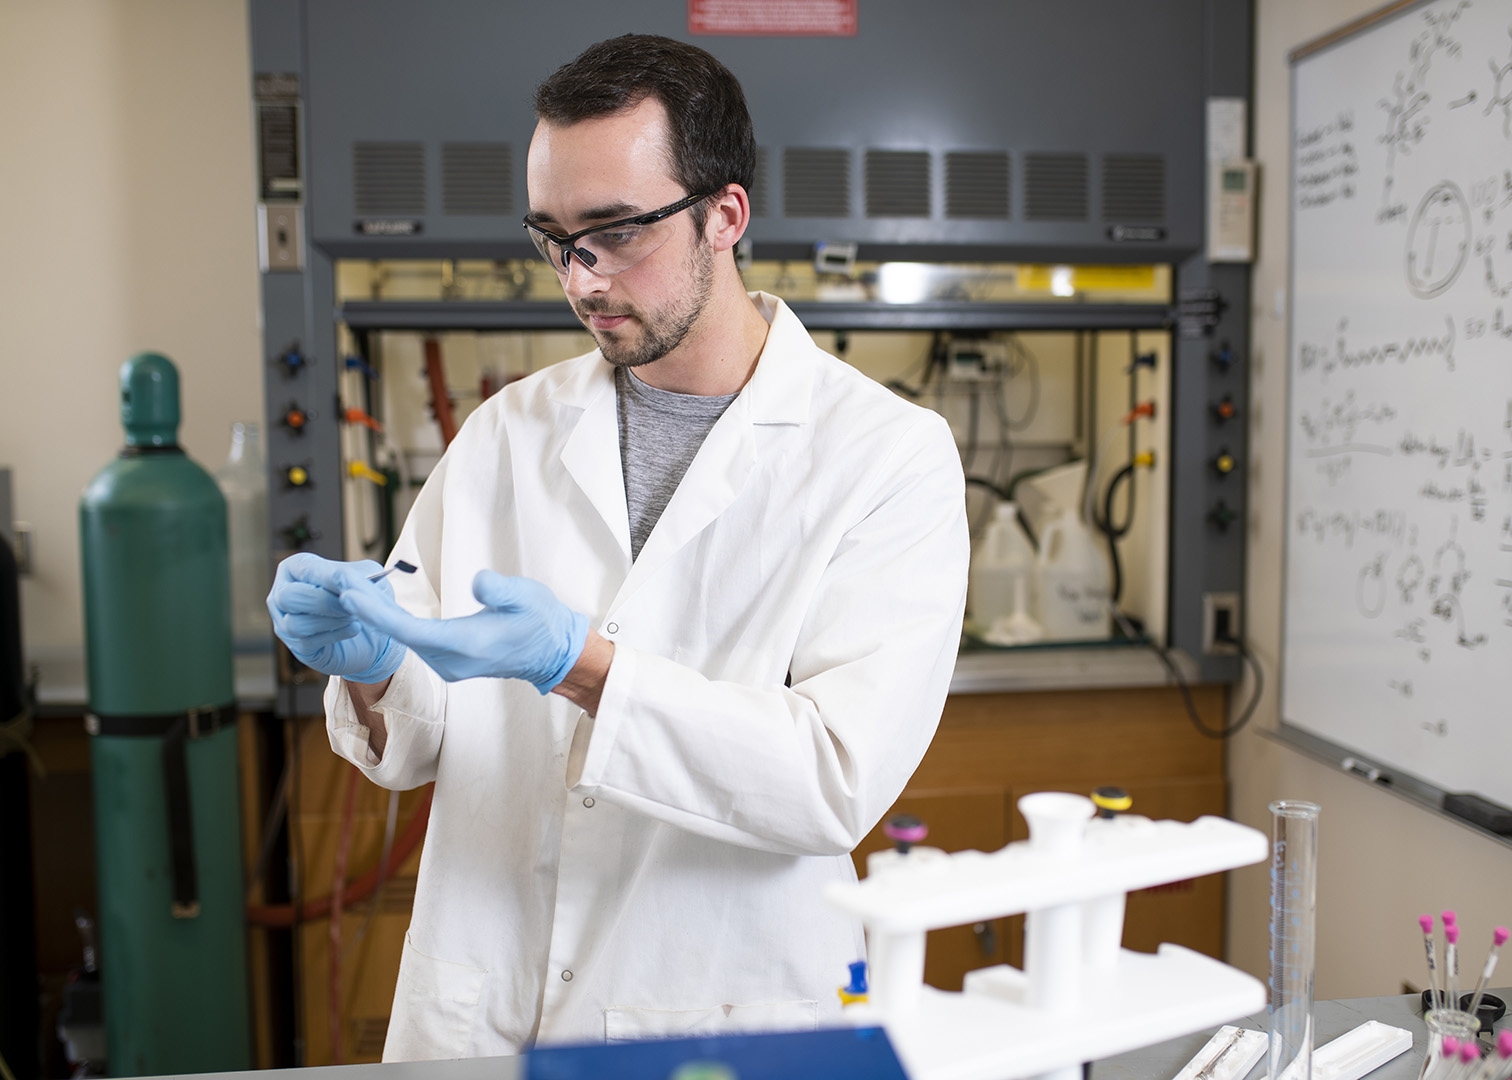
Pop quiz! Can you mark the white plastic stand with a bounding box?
[827,793,1271,1080]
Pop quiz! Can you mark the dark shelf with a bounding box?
[339,299,1175,333]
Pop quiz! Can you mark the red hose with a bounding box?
[424,338,459,446]
[329,766,359,1064]
[245,785,433,928]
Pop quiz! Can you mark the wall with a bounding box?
[0,0,261,662]
[1230,0,1512,1000]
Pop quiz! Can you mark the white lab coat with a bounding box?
[325,293,968,1060]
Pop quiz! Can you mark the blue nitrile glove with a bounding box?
[266,553,408,684]
[338,569,589,694]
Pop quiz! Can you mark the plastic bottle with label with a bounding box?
[216,421,272,650]
[968,503,1038,639]
[1035,511,1112,641]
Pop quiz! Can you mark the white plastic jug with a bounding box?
[1035,512,1112,641]
[968,502,1037,634]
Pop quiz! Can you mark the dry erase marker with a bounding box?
[368,559,416,583]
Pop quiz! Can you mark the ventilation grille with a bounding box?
[441,143,511,215]
[945,151,1010,219]
[1102,154,1166,222]
[749,147,769,217]
[353,142,425,216]
[1024,153,1089,222]
[783,148,850,217]
[865,150,930,217]
[257,104,300,200]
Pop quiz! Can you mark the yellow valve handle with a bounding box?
[347,461,388,486]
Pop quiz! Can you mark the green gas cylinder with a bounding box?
[79,352,252,1076]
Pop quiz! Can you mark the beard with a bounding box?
[573,239,715,369]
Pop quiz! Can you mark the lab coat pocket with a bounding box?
[384,933,488,1062]
[604,999,818,1043]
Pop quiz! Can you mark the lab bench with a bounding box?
[154,988,1485,1080]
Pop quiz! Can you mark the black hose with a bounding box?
[1096,464,1135,603]
[1110,610,1264,740]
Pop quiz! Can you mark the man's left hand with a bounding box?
[339,570,590,694]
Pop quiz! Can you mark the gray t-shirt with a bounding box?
[615,365,738,560]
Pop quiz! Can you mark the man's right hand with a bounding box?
[266,553,408,684]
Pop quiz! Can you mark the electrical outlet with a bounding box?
[1202,592,1240,655]
[258,202,303,272]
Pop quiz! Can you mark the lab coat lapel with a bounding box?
[554,360,632,559]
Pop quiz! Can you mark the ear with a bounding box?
[702,184,751,254]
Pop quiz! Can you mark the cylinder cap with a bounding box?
[1092,786,1133,816]
[120,352,181,447]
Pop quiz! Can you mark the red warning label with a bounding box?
[689,0,858,37]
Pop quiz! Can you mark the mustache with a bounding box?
[574,298,635,317]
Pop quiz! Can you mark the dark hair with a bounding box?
[533,35,756,230]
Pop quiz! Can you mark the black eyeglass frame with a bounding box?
[522,191,717,273]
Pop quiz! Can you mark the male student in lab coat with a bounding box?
[267,33,968,1061]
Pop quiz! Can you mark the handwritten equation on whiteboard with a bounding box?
[1285,0,1512,805]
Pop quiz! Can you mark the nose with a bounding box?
[561,251,610,301]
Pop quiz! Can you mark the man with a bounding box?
[267,34,967,1061]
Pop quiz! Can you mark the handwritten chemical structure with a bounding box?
[1485,34,1512,137]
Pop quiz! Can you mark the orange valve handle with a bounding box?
[343,407,384,433]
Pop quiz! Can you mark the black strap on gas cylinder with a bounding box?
[86,704,235,919]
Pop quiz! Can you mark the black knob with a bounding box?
[1208,499,1238,531]
[280,516,320,548]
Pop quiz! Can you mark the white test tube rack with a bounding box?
[825,792,1271,1080]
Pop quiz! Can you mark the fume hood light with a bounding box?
[875,262,933,305]
[1050,266,1075,297]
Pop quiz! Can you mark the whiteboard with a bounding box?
[1284,0,1512,810]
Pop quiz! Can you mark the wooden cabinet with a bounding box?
[851,684,1229,990]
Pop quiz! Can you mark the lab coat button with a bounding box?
[561,970,573,982]
[583,797,595,808]
[606,622,619,634]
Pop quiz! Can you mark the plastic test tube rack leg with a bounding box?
[864,845,948,1018]
[1022,792,1101,1080]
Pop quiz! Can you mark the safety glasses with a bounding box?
[522,191,713,276]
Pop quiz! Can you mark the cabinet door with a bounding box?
[1004,777,1228,965]
[851,788,1009,990]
